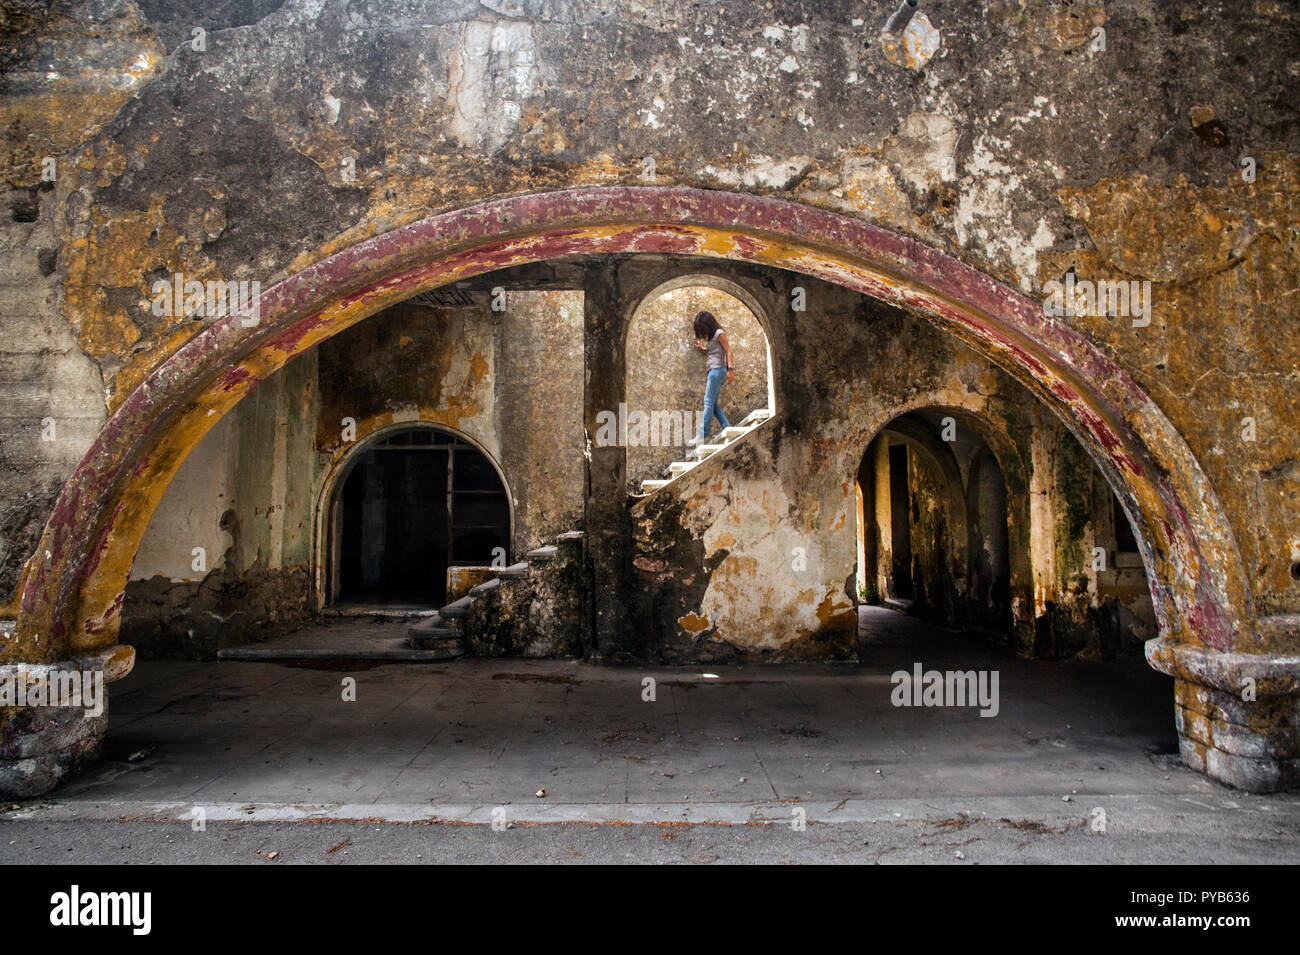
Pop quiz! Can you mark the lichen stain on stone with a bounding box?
[1040,1,1107,53]
[1055,168,1285,283]
[678,611,711,635]
[1044,154,1300,599]
[0,6,164,186]
[59,177,243,409]
[880,12,942,71]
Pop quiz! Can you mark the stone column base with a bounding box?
[0,645,134,799]
[1146,637,1300,793]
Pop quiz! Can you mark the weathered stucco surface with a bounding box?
[123,289,584,654]
[1,0,1298,792]
[629,270,1152,663]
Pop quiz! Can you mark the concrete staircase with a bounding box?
[407,409,772,653]
[406,531,583,657]
[638,408,772,495]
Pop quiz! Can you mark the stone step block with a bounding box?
[469,577,501,597]
[688,443,725,461]
[439,595,475,619]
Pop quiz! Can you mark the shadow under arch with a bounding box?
[877,416,972,572]
[310,420,515,609]
[859,403,1034,635]
[11,185,1250,669]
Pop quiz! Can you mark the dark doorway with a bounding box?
[333,428,510,606]
[967,450,1012,630]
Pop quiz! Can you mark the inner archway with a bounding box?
[857,408,1016,636]
[328,426,511,609]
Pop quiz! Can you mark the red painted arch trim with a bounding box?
[15,186,1250,656]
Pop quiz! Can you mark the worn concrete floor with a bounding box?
[4,608,1298,863]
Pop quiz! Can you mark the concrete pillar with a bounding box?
[0,646,134,797]
[873,437,892,601]
[1027,405,1058,623]
[855,451,872,601]
[582,261,632,658]
[1147,638,1300,792]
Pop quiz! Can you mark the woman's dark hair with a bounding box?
[692,310,721,340]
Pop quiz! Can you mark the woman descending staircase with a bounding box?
[407,530,584,658]
[637,407,771,495]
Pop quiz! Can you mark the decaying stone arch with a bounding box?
[7,185,1290,793]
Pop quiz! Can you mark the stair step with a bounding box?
[409,627,463,648]
[406,617,465,656]
[688,443,725,461]
[525,544,558,561]
[499,561,530,578]
[468,577,501,596]
[409,639,464,659]
[556,530,584,541]
[408,626,461,642]
[638,414,773,496]
[439,595,475,619]
[408,614,454,634]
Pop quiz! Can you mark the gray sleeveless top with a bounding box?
[706,328,726,370]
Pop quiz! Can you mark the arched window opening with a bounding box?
[625,282,773,490]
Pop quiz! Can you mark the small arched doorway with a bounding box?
[327,426,511,608]
[856,409,1013,634]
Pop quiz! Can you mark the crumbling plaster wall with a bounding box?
[630,265,1155,663]
[1,0,1297,657]
[0,180,106,603]
[123,351,318,657]
[314,294,584,557]
[630,273,1027,661]
[122,288,584,654]
[1035,422,1155,658]
[493,290,586,553]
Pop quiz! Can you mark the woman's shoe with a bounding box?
[686,434,704,448]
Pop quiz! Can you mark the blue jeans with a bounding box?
[699,367,730,438]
